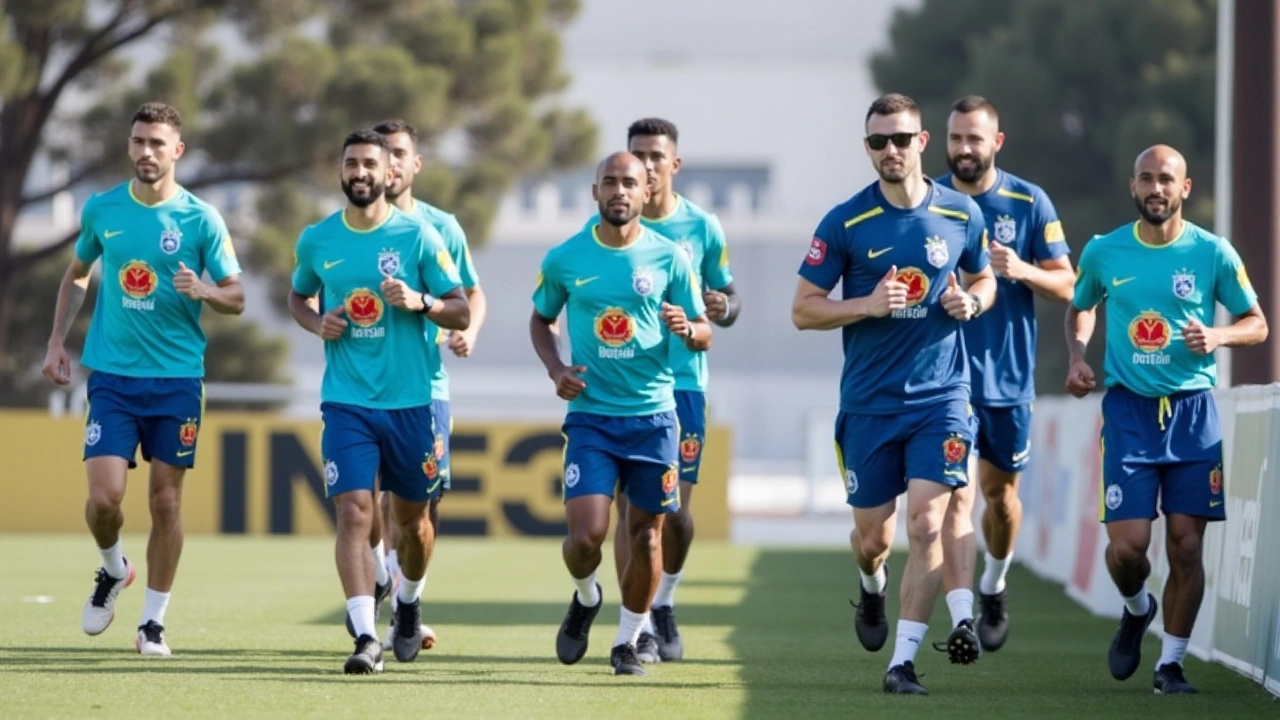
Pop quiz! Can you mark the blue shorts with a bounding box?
[675,390,707,484]
[1100,385,1224,523]
[562,410,680,515]
[972,403,1033,474]
[431,399,452,492]
[84,371,204,469]
[835,398,973,509]
[321,401,442,503]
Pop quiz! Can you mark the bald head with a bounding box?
[1134,145,1187,180]
[1131,144,1191,226]
[596,151,647,182]
[593,151,650,227]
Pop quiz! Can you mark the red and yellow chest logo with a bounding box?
[1128,311,1171,353]
[896,267,930,306]
[594,307,635,347]
[345,288,384,328]
[120,261,158,299]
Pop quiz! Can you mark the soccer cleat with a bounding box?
[651,605,684,661]
[883,661,928,695]
[1108,593,1158,680]
[135,620,172,658]
[391,599,424,663]
[610,643,646,676]
[1153,662,1198,694]
[383,617,436,651]
[636,632,661,664]
[555,584,603,665]
[932,619,980,664]
[82,559,136,636]
[346,579,393,638]
[977,590,1009,651]
[851,566,889,652]
[344,634,384,675]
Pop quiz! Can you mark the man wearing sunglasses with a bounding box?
[792,93,997,695]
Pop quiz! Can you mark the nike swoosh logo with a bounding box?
[868,247,893,258]
[575,276,599,287]
[103,230,124,239]
[1209,500,1223,508]
[944,470,968,482]
[425,478,442,495]
[323,260,345,270]
[1011,447,1031,464]
[176,450,194,457]
[681,466,698,474]
[661,498,679,507]
[1112,277,1136,287]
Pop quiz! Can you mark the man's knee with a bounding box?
[149,484,181,523]
[335,493,373,531]
[1167,526,1204,571]
[567,524,607,557]
[907,496,947,547]
[629,520,661,557]
[1108,532,1149,565]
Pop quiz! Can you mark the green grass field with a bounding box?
[0,535,1275,719]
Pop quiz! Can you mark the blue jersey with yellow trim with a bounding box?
[410,200,480,402]
[532,226,706,417]
[1073,221,1257,398]
[798,180,989,415]
[292,207,461,409]
[938,169,1069,406]
[75,182,241,378]
[583,195,732,392]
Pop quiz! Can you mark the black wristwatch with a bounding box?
[968,293,983,318]
[419,292,436,315]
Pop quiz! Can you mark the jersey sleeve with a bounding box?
[290,229,322,296]
[531,249,567,320]
[1071,237,1106,310]
[1214,238,1259,316]
[700,214,734,290]
[440,215,480,288]
[668,247,708,320]
[200,208,242,282]
[1031,188,1069,262]
[418,225,462,298]
[580,214,599,234]
[797,208,848,291]
[958,200,990,274]
[73,198,102,265]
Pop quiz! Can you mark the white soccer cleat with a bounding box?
[136,621,172,658]
[82,559,136,636]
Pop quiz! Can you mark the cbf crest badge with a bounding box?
[377,248,401,277]
[994,215,1017,244]
[632,267,654,296]
[1172,269,1196,300]
[159,228,182,254]
[925,236,949,269]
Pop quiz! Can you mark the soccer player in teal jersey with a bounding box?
[289,130,469,675]
[792,94,997,695]
[1066,145,1267,694]
[581,118,740,663]
[935,96,1077,656]
[42,102,244,659]
[531,152,712,676]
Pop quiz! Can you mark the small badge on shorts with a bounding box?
[1105,484,1123,511]
[844,468,859,495]
[324,460,339,487]
[85,420,102,447]
[942,434,968,464]
[159,228,182,254]
[422,453,439,480]
[377,248,401,277]
[662,464,678,494]
[925,236,949,269]
[1209,465,1223,495]
[1172,269,1196,300]
[563,462,580,488]
[632,267,654,296]
[179,419,198,448]
[679,434,701,464]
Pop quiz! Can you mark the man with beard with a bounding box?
[581,118,740,663]
[42,102,245,658]
[1066,145,1266,694]
[934,95,1075,659]
[531,152,712,676]
[289,129,469,674]
[791,93,997,695]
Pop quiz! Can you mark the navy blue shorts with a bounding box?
[562,410,680,515]
[1100,385,1224,523]
[321,401,442,503]
[835,398,973,509]
[972,403,1033,474]
[675,390,707,484]
[84,371,204,469]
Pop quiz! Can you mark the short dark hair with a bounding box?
[627,117,679,146]
[951,95,999,120]
[131,102,182,130]
[864,93,920,125]
[343,129,389,152]
[372,119,419,144]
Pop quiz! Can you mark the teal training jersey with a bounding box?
[532,225,706,417]
[583,195,732,392]
[409,200,480,402]
[1073,221,1257,397]
[75,182,241,378]
[292,207,462,409]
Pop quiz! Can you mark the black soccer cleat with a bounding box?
[1153,662,1198,694]
[345,579,392,638]
[636,631,661,664]
[610,643,646,676]
[651,605,684,661]
[977,590,1009,651]
[392,598,424,663]
[1108,593,1158,680]
[344,634,384,675]
[883,661,928,695]
[851,566,889,652]
[933,619,980,664]
[555,584,602,665]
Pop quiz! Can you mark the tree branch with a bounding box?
[12,228,79,271]
[19,159,112,207]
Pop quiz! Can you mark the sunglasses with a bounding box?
[865,132,919,151]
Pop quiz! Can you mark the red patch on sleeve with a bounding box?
[805,237,827,266]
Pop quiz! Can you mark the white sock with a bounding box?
[640,611,655,635]
[888,619,929,669]
[859,565,887,594]
[1123,591,1151,617]
[397,573,425,606]
[346,596,377,639]
[946,589,974,628]
[372,541,389,586]
[980,551,1012,595]
[99,540,127,579]
[142,589,170,627]
[573,570,600,607]
[1157,633,1189,667]
[653,570,683,608]
[614,607,646,648]
[386,549,401,582]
